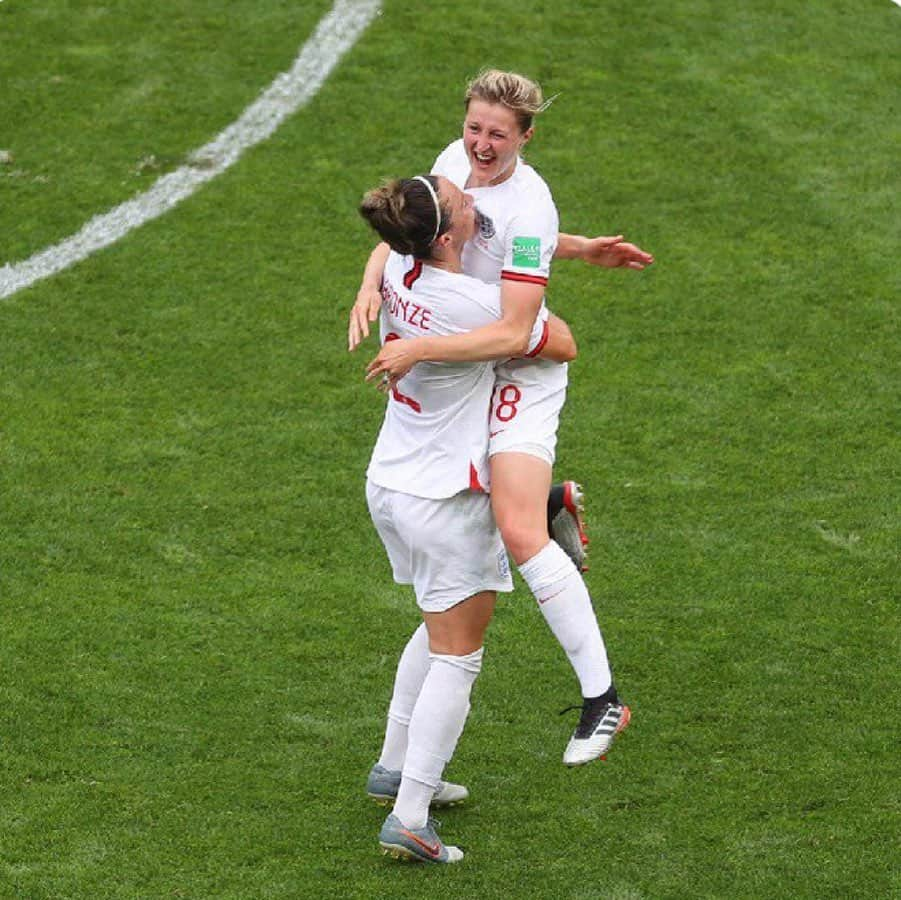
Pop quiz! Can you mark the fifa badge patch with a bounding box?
[512,236,541,268]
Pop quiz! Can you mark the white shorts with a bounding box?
[488,358,568,466]
[366,480,513,613]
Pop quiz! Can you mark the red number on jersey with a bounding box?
[384,332,421,413]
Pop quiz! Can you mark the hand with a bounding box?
[365,338,422,385]
[348,285,382,351]
[581,235,654,270]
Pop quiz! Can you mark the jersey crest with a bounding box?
[475,208,495,240]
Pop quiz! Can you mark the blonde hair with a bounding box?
[464,68,551,133]
[359,176,448,260]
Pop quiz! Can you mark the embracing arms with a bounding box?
[347,230,653,382]
[348,242,391,351]
[348,230,654,349]
[358,272,551,386]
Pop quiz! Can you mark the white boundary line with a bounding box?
[0,0,381,301]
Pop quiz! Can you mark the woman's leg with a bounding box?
[489,451,552,565]
[390,591,494,830]
[490,450,629,764]
[490,451,614,700]
[374,622,430,772]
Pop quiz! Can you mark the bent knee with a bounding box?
[496,517,548,566]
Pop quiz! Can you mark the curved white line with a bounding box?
[0,0,381,301]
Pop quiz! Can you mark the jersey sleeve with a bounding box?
[523,303,550,357]
[500,190,559,288]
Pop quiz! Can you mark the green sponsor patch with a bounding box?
[512,236,541,268]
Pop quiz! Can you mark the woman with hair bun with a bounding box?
[359,174,575,863]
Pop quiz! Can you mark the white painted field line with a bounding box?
[0,0,382,301]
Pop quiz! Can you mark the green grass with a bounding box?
[2,1,899,897]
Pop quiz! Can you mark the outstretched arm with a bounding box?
[348,242,391,351]
[556,233,654,270]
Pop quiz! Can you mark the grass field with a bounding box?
[1,1,899,897]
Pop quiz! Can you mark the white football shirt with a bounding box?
[367,251,547,499]
[432,139,559,289]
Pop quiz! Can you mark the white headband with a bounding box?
[413,175,442,243]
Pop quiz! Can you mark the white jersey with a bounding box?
[366,251,547,499]
[432,139,568,466]
[432,139,559,290]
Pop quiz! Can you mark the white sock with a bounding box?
[377,623,430,772]
[518,541,612,698]
[393,647,483,829]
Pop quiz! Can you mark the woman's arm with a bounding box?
[539,313,577,363]
[556,232,654,270]
[348,242,391,350]
[365,279,545,383]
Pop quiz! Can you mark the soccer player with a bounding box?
[350,70,653,766]
[360,173,575,863]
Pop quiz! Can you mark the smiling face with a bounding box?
[462,99,533,188]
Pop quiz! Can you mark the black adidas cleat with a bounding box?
[563,698,631,766]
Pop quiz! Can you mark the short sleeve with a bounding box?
[523,303,550,357]
[500,191,559,288]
